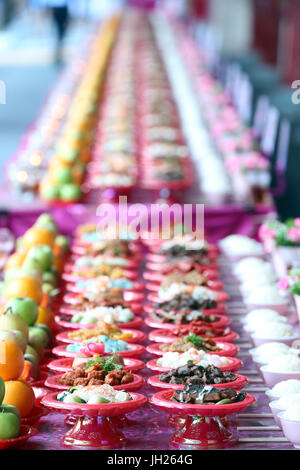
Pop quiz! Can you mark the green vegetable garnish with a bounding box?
[186,333,204,348]
[216,398,234,405]
[84,355,123,372]
[99,397,110,403]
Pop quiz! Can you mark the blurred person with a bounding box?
[47,0,69,63]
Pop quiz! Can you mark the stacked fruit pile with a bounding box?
[0,214,69,444]
[39,15,121,204]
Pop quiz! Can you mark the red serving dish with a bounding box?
[21,405,49,426]
[52,343,146,359]
[71,244,142,258]
[144,314,230,330]
[145,261,219,273]
[47,357,145,374]
[144,302,226,316]
[60,302,143,316]
[41,391,147,449]
[63,291,145,305]
[146,252,218,264]
[146,356,243,373]
[0,425,38,450]
[147,373,248,391]
[145,280,224,292]
[143,269,219,282]
[65,280,144,294]
[62,269,138,282]
[148,328,238,344]
[147,291,228,304]
[55,328,146,345]
[67,255,139,270]
[55,314,144,331]
[149,390,255,449]
[45,373,144,392]
[146,341,239,358]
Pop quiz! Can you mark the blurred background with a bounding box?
[0,0,299,218]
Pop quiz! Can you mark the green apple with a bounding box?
[0,330,27,353]
[41,185,60,201]
[0,311,29,340]
[0,377,4,405]
[5,297,38,327]
[28,326,48,357]
[36,324,52,348]
[24,353,39,379]
[56,167,73,185]
[22,256,44,275]
[27,245,54,271]
[0,404,21,420]
[25,345,39,360]
[0,410,20,440]
[59,183,81,201]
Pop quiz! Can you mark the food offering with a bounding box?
[149,325,237,344]
[150,386,255,449]
[47,354,145,374]
[39,15,121,204]
[42,386,147,449]
[53,332,146,358]
[146,348,242,373]
[45,353,144,392]
[148,363,248,391]
[146,334,238,357]
[56,325,146,345]
[57,303,143,327]
[145,308,229,329]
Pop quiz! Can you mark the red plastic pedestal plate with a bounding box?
[21,405,49,426]
[146,341,239,357]
[52,343,146,359]
[0,425,38,450]
[45,373,145,392]
[150,390,255,449]
[55,328,146,344]
[148,328,238,344]
[47,357,145,374]
[41,392,147,449]
[146,357,243,373]
[147,373,248,391]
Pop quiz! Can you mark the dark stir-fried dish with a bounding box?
[159,363,236,385]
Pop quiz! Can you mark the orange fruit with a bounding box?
[0,340,24,380]
[3,380,35,417]
[22,227,55,250]
[5,277,43,304]
[19,361,31,381]
[36,306,54,329]
[5,252,26,270]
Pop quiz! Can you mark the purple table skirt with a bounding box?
[0,204,275,242]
